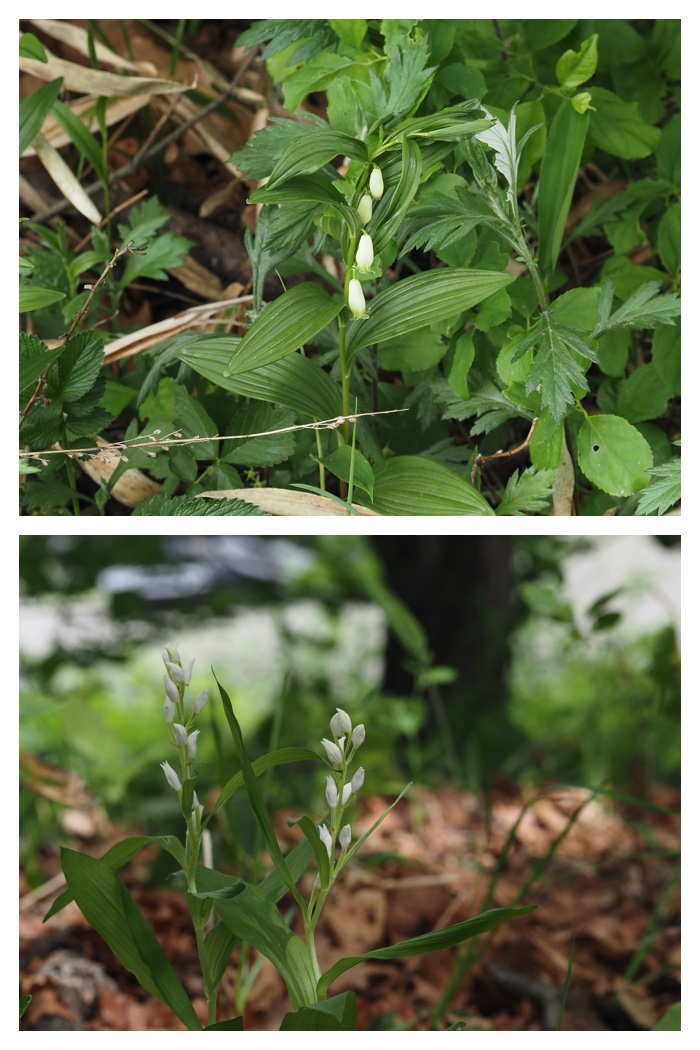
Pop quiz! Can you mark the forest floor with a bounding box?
[19,780,680,1031]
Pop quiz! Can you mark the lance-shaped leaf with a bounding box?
[317,905,538,999]
[475,105,543,209]
[249,173,344,206]
[267,130,367,188]
[371,137,422,256]
[214,673,306,912]
[224,284,343,377]
[175,338,342,420]
[45,835,187,920]
[203,747,322,828]
[60,849,202,1030]
[577,414,653,497]
[345,268,515,359]
[537,102,589,278]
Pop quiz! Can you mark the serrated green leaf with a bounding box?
[19,286,66,312]
[19,333,66,394]
[317,905,538,999]
[634,458,680,516]
[616,363,671,423]
[495,466,556,515]
[20,77,63,155]
[346,268,515,359]
[133,495,269,516]
[174,338,342,420]
[224,285,343,377]
[524,314,597,423]
[61,849,202,1030]
[231,114,330,180]
[591,281,680,338]
[577,414,653,496]
[359,456,494,515]
[44,332,104,403]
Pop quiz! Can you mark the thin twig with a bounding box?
[470,417,539,486]
[19,410,410,464]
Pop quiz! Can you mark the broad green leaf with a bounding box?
[346,269,515,359]
[329,19,367,48]
[19,286,66,312]
[652,325,680,397]
[19,77,63,155]
[378,327,447,373]
[222,404,296,468]
[530,414,565,471]
[317,905,538,999]
[205,1018,245,1030]
[577,414,653,496]
[249,174,344,206]
[175,337,342,419]
[61,849,202,1030]
[224,285,342,377]
[588,87,661,160]
[359,456,494,515]
[281,992,357,1031]
[657,202,680,277]
[652,1002,681,1031]
[521,20,577,51]
[195,866,318,1011]
[537,102,589,278]
[617,363,671,423]
[556,35,598,91]
[320,444,374,498]
[267,131,367,188]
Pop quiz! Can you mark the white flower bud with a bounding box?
[173,723,188,747]
[369,165,384,199]
[339,824,352,849]
[163,697,176,724]
[318,823,332,857]
[188,729,200,761]
[194,689,209,715]
[357,193,373,225]
[326,775,339,808]
[321,738,344,765]
[342,783,353,805]
[348,279,366,319]
[352,724,365,747]
[163,675,179,704]
[161,761,182,792]
[163,645,181,666]
[337,736,346,752]
[166,662,184,683]
[355,234,374,273]
[192,791,204,820]
[330,708,352,736]
[351,767,365,794]
[182,658,195,686]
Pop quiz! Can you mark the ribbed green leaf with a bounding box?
[371,137,422,255]
[45,835,186,920]
[174,338,342,419]
[537,102,589,279]
[224,284,342,376]
[317,905,538,999]
[359,456,495,516]
[249,174,344,205]
[345,269,515,358]
[19,77,63,155]
[61,849,202,1030]
[19,286,66,312]
[195,867,318,1011]
[268,130,367,187]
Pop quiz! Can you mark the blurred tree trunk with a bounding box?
[372,536,521,777]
